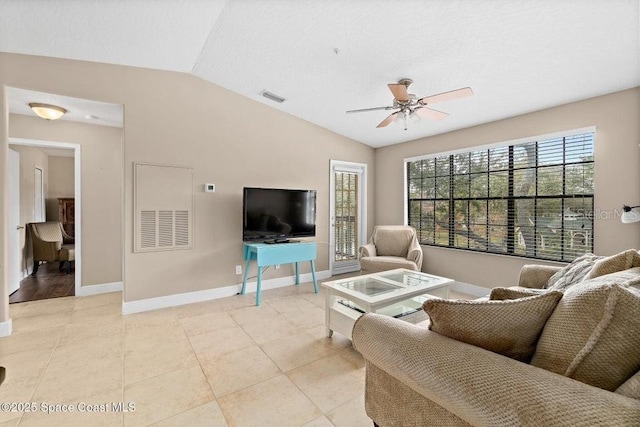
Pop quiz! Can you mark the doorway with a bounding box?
[329,160,367,275]
[7,138,81,303]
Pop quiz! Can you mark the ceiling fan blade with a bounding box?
[418,87,474,105]
[346,106,394,114]
[387,84,409,102]
[415,107,449,121]
[376,112,399,128]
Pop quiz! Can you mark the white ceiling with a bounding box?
[1,0,638,148]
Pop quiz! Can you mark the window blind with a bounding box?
[406,132,594,262]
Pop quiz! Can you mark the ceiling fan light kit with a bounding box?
[347,79,473,130]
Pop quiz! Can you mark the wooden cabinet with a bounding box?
[58,198,75,237]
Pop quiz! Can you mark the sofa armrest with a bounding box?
[60,227,75,245]
[352,314,640,426]
[359,243,376,258]
[406,239,423,270]
[518,264,563,289]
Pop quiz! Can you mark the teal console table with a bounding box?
[241,241,318,306]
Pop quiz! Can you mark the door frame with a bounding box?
[34,166,45,222]
[8,149,21,294]
[329,160,367,275]
[9,137,82,297]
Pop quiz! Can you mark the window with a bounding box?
[406,132,594,262]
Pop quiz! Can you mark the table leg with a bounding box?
[240,259,251,295]
[310,260,318,293]
[255,267,263,306]
[295,262,300,285]
[325,291,333,337]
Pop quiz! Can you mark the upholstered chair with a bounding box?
[359,225,423,273]
[28,221,75,275]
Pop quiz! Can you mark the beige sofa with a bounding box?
[359,225,423,273]
[352,257,640,426]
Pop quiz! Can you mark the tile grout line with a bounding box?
[179,308,235,427]
[223,297,338,423]
[15,307,71,426]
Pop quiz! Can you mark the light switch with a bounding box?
[205,183,216,193]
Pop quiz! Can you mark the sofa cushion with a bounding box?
[360,256,419,273]
[373,227,414,257]
[423,291,562,362]
[584,249,640,280]
[545,253,602,291]
[489,287,546,300]
[531,276,640,391]
[616,370,640,400]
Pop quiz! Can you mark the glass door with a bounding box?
[330,161,367,275]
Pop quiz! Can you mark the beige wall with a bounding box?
[8,145,49,276]
[9,115,123,287]
[375,88,640,288]
[46,155,74,222]
[1,53,376,305]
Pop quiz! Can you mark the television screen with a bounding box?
[243,187,317,242]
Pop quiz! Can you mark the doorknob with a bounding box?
[16,226,24,230]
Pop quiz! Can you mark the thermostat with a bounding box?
[205,183,216,193]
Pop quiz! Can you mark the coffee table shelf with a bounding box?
[321,269,453,340]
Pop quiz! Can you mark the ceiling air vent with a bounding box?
[261,90,286,103]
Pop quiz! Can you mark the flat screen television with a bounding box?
[243,187,317,243]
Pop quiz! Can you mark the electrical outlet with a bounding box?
[275,264,280,269]
[235,265,242,275]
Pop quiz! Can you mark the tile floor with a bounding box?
[0,281,474,426]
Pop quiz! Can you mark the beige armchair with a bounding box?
[359,225,423,273]
[28,221,75,275]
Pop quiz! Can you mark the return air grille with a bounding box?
[134,163,193,253]
[140,211,157,249]
[174,210,190,246]
[138,210,191,250]
[158,211,174,247]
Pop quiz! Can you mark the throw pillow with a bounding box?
[489,287,547,300]
[423,291,562,362]
[531,279,640,391]
[584,249,640,280]
[545,253,602,291]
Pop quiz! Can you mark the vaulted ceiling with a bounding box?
[2,0,638,147]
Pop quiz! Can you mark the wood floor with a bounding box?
[9,262,75,304]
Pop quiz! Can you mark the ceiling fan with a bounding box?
[346,79,473,130]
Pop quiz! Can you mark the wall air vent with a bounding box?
[261,90,286,103]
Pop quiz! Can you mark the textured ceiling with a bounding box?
[2,0,639,147]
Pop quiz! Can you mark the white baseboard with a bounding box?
[0,319,13,337]
[122,270,331,315]
[451,281,490,298]
[77,281,123,297]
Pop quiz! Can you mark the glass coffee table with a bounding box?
[321,268,453,340]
